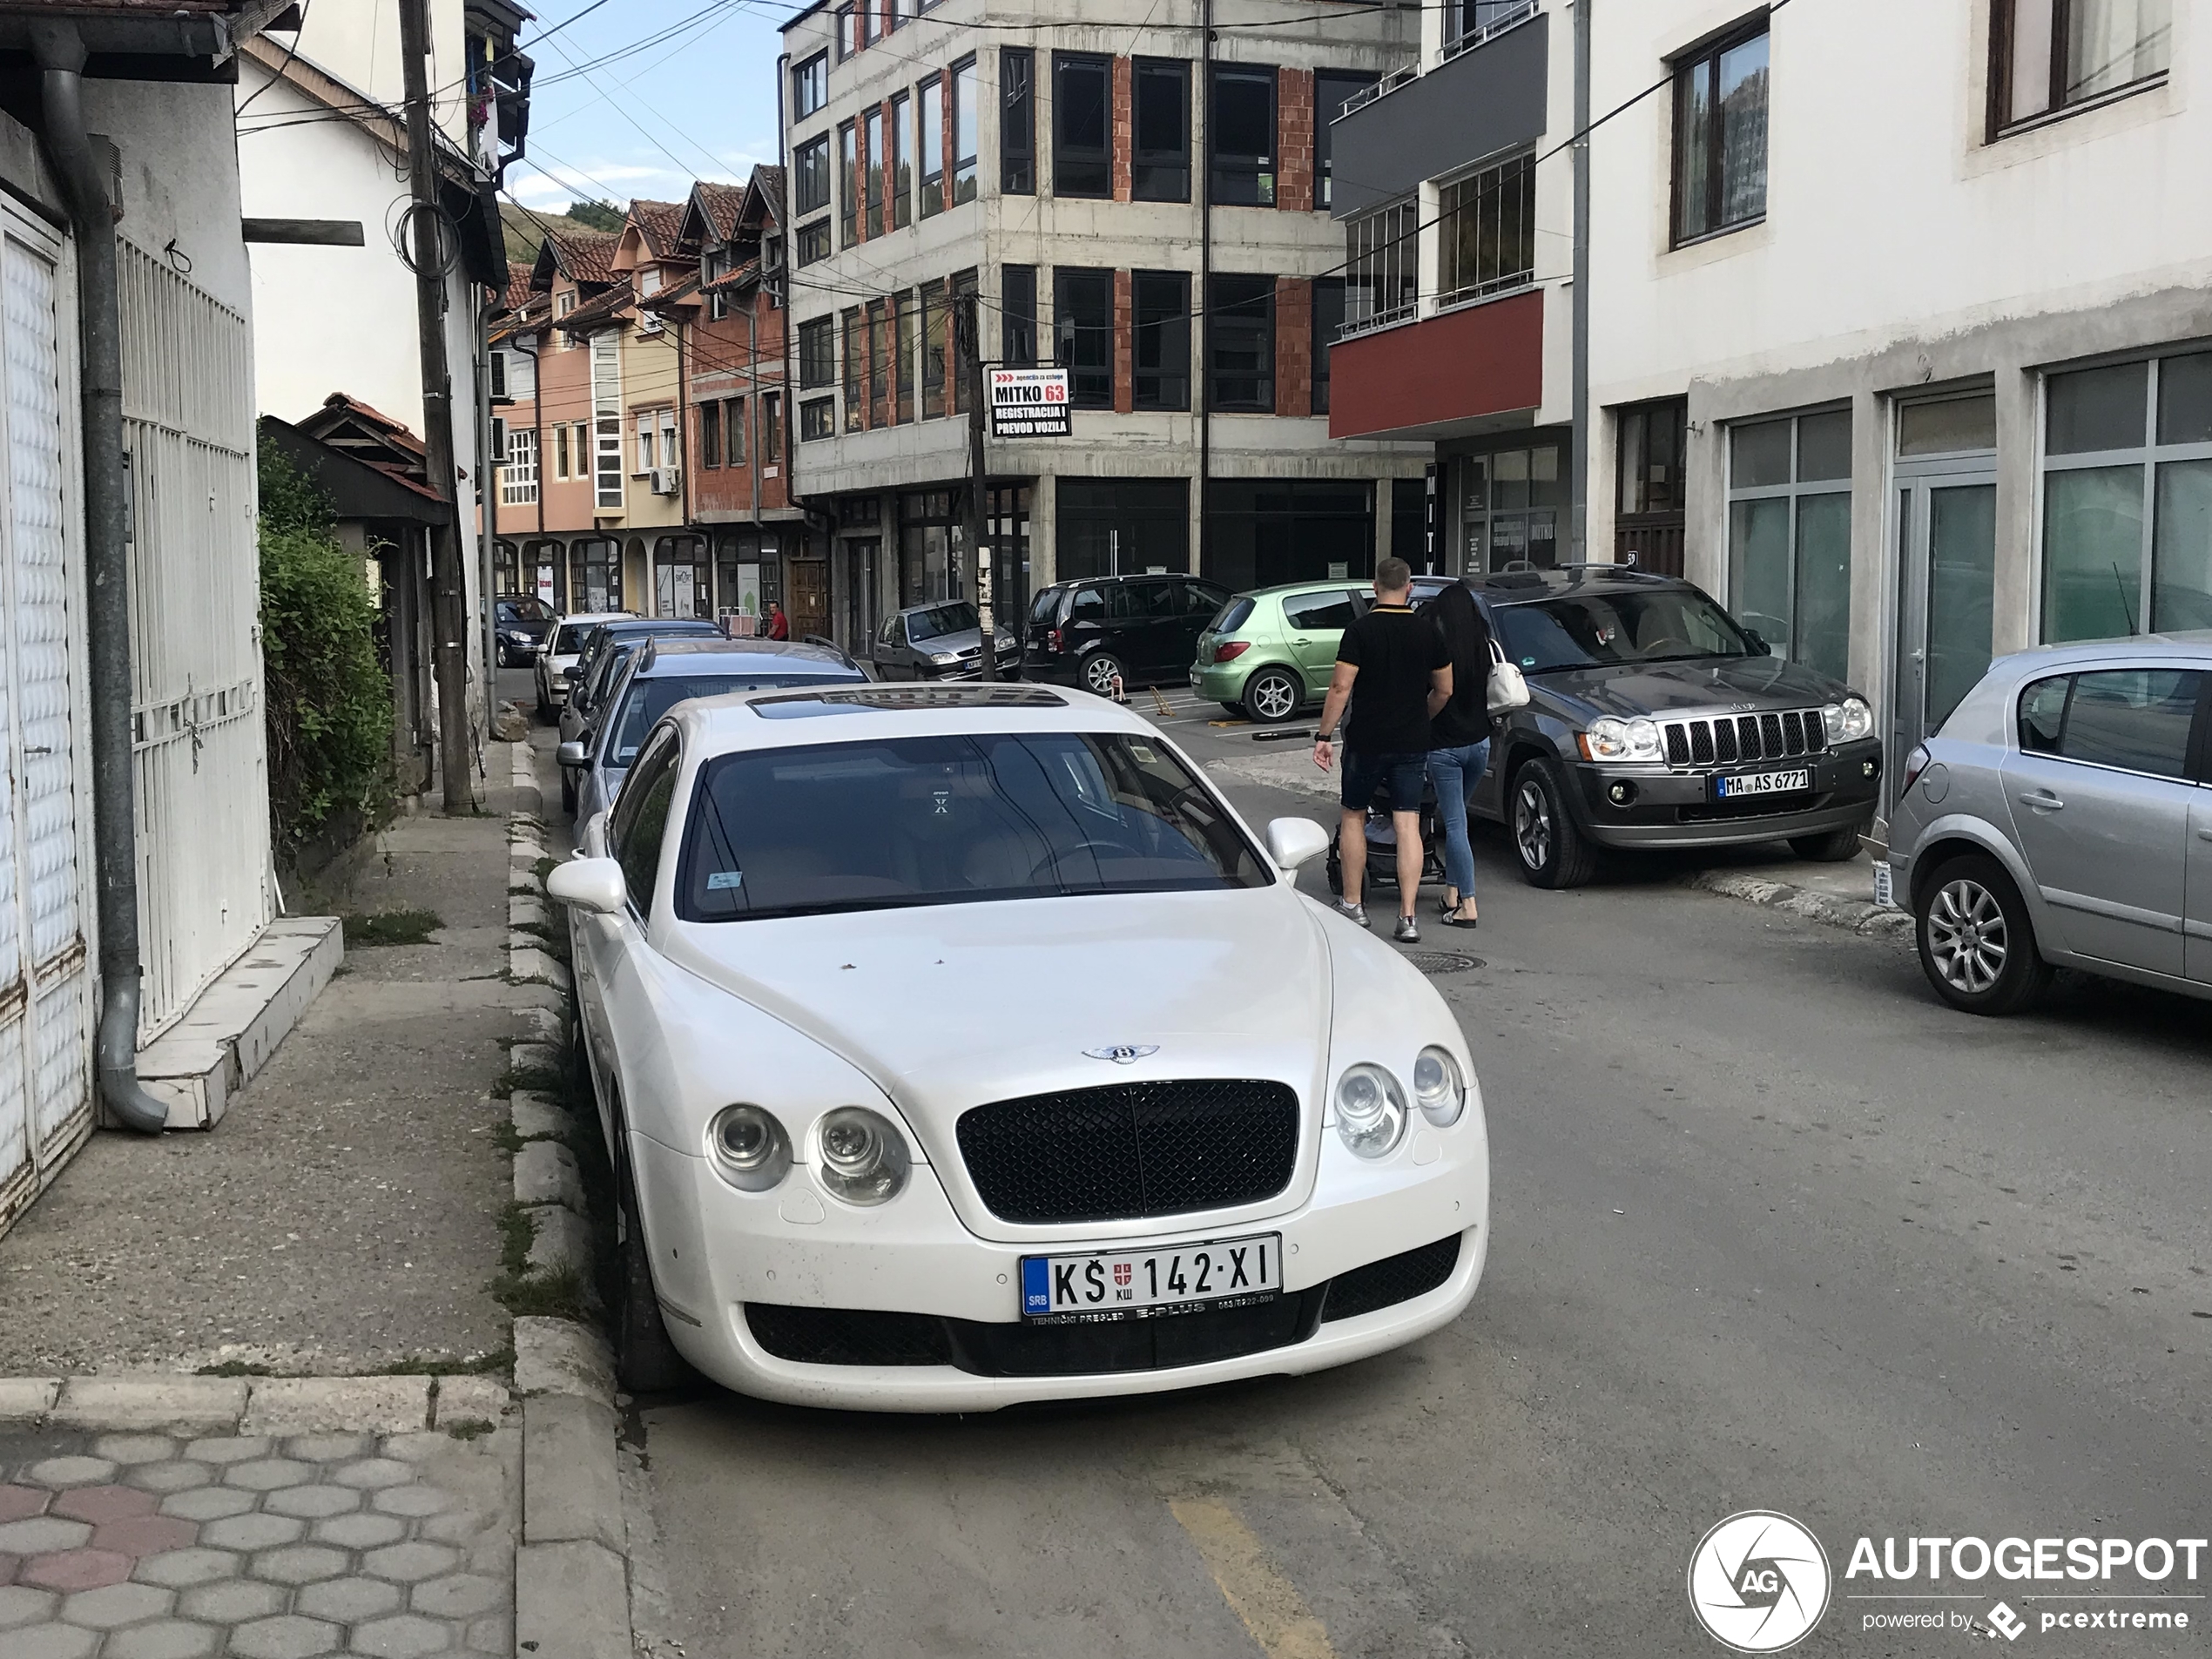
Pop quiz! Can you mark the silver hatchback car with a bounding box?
[1886,634,2212,1014]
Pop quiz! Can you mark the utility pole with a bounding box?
[1569,0,1592,563]
[400,0,475,810]
[957,287,995,681]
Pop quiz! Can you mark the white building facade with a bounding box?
[1583,0,2208,840]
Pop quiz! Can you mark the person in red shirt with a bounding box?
[765,600,790,641]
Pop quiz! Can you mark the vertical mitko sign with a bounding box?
[988,367,1072,437]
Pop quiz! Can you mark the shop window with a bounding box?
[1726,409,1852,679]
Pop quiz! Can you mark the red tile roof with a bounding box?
[698,259,759,297]
[557,287,631,334]
[305,392,426,458]
[691,181,748,243]
[628,199,685,257]
[543,228,617,284]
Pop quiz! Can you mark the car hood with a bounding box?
[1532,655,1853,718]
[906,626,1018,658]
[664,886,1330,1166]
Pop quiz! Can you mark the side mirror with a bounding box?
[1743,630,1770,656]
[563,664,583,683]
[556,740,588,768]
[1264,817,1332,872]
[546,855,626,915]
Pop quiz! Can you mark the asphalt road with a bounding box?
[514,670,2212,1659]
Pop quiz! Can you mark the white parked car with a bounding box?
[550,683,1491,1409]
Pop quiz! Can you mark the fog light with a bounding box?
[1862,759,1877,778]
[1607,780,1637,807]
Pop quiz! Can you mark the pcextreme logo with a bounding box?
[1688,1511,1833,1653]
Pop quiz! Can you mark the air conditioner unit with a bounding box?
[638,312,663,335]
[650,466,680,496]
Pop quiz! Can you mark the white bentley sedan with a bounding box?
[550,683,1490,1410]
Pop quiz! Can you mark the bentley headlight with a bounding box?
[816,1106,911,1205]
[1824,696,1874,743]
[706,1104,791,1191]
[1334,1064,1407,1159]
[1413,1046,1465,1127]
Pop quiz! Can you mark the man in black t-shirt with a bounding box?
[1312,557,1453,941]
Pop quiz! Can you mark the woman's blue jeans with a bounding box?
[1426,738,1491,900]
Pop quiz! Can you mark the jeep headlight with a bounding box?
[1334,1064,1407,1159]
[816,1106,911,1205]
[1581,716,1662,762]
[1824,697,1873,743]
[706,1103,792,1191]
[1412,1046,1466,1127]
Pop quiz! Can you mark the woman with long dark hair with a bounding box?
[1425,580,1494,927]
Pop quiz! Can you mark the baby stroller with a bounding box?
[1323,770,1446,898]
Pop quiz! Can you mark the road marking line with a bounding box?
[1170,1496,1337,1659]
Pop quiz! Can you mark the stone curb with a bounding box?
[1688,868,1916,940]
[513,1136,585,1215]
[0,1372,514,1435]
[510,1320,631,1659]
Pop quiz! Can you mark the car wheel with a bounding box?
[1511,759,1597,889]
[1220,700,1244,718]
[1081,652,1125,698]
[559,766,577,815]
[1242,666,1302,725]
[1790,822,1867,862]
[612,1157,697,1394]
[1915,853,2053,1015]
[535,682,553,719]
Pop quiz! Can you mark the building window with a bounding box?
[793,51,827,119]
[1312,70,1376,210]
[489,349,509,401]
[660,408,678,471]
[762,392,782,456]
[700,402,721,469]
[892,91,914,227]
[1207,273,1274,412]
[834,3,853,60]
[951,57,979,204]
[1615,396,1688,576]
[1992,0,2171,134]
[571,421,588,479]
[1449,0,1536,53]
[1133,59,1190,202]
[1209,64,1276,206]
[951,269,979,414]
[1344,199,1417,333]
[921,278,947,417]
[794,134,830,216]
[1312,276,1344,414]
[1440,150,1534,306]
[594,419,622,509]
[842,307,864,432]
[2041,351,2212,642]
[920,74,945,218]
[1051,267,1113,410]
[1053,51,1112,199]
[553,421,570,480]
[798,220,832,266]
[1133,270,1190,412]
[839,120,858,246]
[571,537,621,612]
[635,412,656,474]
[1002,264,1036,367]
[802,397,836,441]
[1672,21,1769,245]
[864,105,887,238]
[727,397,746,464]
[1001,48,1035,193]
[868,299,891,427]
[500,427,538,505]
[799,316,835,389]
[1727,408,1852,681]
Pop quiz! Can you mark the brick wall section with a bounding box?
[1112,56,1134,202]
[855,111,871,245]
[1276,276,1312,418]
[1278,67,1314,212]
[1114,269,1135,414]
[941,75,957,214]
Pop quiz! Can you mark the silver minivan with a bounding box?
[1886,635,2212,1014]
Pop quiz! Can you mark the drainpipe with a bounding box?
[1569,0,1592,561]
[30,23,167,1134]
[1198,0,1213,577]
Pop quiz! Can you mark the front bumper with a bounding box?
[1562,738,1883,850]
[629,1130,1487,1412]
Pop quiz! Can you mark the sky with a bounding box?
[506,0,788,215]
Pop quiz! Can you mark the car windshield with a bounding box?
[1494,590,1759,672]
[606,672,863,765]
[499,597,553,624]
[679,732,1271,921]
[907,603,978,643]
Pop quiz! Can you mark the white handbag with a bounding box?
[1486,637,1530,711]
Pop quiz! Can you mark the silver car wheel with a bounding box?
[1083,655,1122,695]
[1514,779,1551,872]
[1251,673,1298,721]
[1926,877,2008,995]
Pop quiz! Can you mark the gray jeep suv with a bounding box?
[1459,569,1884,887]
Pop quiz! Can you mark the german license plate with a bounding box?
[1020,1232,1283,1322]
[1715,767,1811,799]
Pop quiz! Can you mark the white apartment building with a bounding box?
[777,0,1430,645]
[1583,0,2208,839]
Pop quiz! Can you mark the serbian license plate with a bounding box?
[1715,767,1812,799]
[1021,1232,1283,1323]
[1189,671,1203,688]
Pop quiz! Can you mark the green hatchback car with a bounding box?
[1187,580,1371,723]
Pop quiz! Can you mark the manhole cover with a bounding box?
[1404,951,1482,975]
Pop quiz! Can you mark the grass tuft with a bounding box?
[195,1359,274,1378]
[491,1265,590,1322]
[444,1419,496,1440]
[341,908,442,948]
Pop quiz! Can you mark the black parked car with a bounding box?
[1453,569,1883,888]
[1022,573,1231,697]
[493,596,556,667]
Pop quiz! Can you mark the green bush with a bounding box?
[259,446,393,853]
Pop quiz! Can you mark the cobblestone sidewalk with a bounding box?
[0,1423,517,1658]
